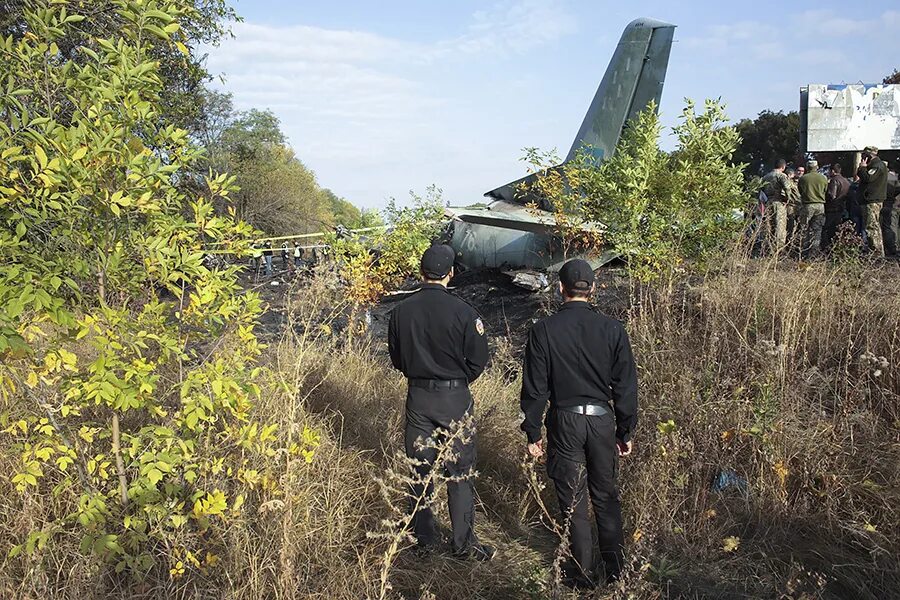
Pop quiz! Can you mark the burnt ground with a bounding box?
[244,261,633,366]
[370,270,548,351]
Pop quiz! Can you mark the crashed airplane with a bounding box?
[443,18,676,273]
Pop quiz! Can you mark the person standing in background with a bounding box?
[797,160,828,258]
[263,241,274,277]
[881,165,900,256]
[857,146,888,256]
[823,163,851,250]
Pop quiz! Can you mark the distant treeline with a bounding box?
[194,91,382,235]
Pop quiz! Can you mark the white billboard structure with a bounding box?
[800,84,900,152]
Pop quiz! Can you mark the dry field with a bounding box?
[3,250,899,599]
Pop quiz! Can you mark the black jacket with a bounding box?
[388,284,489,382]
[520,302,638,444]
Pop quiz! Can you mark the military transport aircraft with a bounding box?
[443,18,676,272]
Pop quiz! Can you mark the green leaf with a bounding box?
[147,468,163,485]
[80,47,99,61]
[145,10,176,24]
[144,24,169,40]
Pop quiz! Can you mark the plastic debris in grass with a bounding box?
[712,469,749,497]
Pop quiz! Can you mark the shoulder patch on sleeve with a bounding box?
[475,317,485,336]
[869,168,878,176]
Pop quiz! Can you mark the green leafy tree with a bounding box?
[322,188,384,230]
[206,107,364,235]
[0,0,316,580]
[520,147,605,260]
[733,110,801,178]
[0,0,238,134]
[539,100,747,283]
[328,187,443,306]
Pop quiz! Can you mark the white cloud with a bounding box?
[441,0,577,56]
[202,0,579,206]
[683,10,897,63]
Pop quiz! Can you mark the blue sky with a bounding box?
[203,1,899,209]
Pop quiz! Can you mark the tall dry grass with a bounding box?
[2,250,899,599]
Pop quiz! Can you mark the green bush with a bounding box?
[0,0,315,579]
[529,100,748,282]
[327,187,443,305]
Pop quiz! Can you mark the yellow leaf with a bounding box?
[773,461,789,487]
[863,522,877,533]
[78,426,95,443]
[176,42,189,56]
[34,145,48,170]
[25,371,39,388]
[722,536,740,553]
[71,146,88,161]
[58,349,78,370]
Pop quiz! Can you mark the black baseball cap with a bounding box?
[421,244,455,279]
[558,258,595,291]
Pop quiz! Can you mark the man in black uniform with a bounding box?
[388,244,494,560]
[520,259,638,587]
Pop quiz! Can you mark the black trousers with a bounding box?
[546,409,624,580]
[404,384,477,552]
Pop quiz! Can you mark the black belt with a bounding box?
[557,403,610,417]
[408,378,467,390]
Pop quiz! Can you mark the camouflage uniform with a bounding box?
[785,177,801,246]
[798,170,828,257]
[762,169,791,251]
[880,170,900,255]
[858,154,888,256]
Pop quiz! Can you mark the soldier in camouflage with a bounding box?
[857,146,888,256]
[881,165,900,255]
[786,167,802,247]
[763,159,791,252]
[798,160,828,258]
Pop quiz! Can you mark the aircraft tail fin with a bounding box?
[485,18,675,203]
[564,18,675,164]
